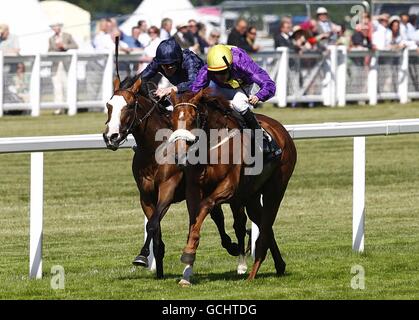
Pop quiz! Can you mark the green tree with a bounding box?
[62,0,140,16]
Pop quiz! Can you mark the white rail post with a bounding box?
[67,52,78,116]
[251,195,263,259]
[368,54,378,106]
[30,54,41,117]
[336,46,347,107]
[276,47,288,107]
[0,51,3,117]
[353,137,365,253]
[144,218,156,271]
[328,45,338,107]
[102,52,114,112]
[29,152,44,279]
[398,48,409,104]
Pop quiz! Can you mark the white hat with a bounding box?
[389,15,401,25]
[316,7,328,15]
[49,22,63,28]
[177,22,188,29]
[378,14,390,21]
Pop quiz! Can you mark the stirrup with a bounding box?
[260,128,282,157]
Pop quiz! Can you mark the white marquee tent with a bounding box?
[39,0,91,50]
[0,0,51,54]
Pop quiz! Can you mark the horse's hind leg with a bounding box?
[247,176,288,280]
[269,229,286,276]
[260,178,288,277]
[245,196,269,280]
[211,205,240,257]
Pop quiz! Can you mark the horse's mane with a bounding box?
[120,75,137,90]
[119,75,157,108]
[176,88,244,128]
[177,88,232,112]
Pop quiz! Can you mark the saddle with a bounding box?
[211,103,282,162]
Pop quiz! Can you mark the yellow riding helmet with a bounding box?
[207,45,234,72]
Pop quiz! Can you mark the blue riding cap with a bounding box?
[154,38,183,65]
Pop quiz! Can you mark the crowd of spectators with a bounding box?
[272,7,418,53]
[0,7,418,103]
[2,7,417,59]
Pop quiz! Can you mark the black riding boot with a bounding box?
[242,109,280,154]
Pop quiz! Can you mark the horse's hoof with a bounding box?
[132,255,149,268]
[226,243,240,257]
[180,252,196,265]
[178,279,192,287]
[247,274,255,281]
[237,264,247,275]
[276,262,286,276]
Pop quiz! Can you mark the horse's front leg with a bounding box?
[230,203,248,275]
[210,205,240,256]
[179,175,237,285]
[147,173,183,279]
[133,197,155,268]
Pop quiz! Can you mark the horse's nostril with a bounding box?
[109,133,119,142]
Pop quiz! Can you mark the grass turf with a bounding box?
[0,102,418,299]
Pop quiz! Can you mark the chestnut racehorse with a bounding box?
[102,77,244,279]
[169,89,297,281]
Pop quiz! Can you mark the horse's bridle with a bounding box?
[173,102,206,130]
[113,89,157,135]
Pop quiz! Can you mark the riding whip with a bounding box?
[115,36,120,81]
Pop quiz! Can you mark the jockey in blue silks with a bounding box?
[138,37,204,106]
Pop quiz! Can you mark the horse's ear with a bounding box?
[113,77,120,91]
[190,89,204,105]
[130,77,142,93]
[170,89,178,106]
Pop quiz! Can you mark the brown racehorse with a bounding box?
[102,77,243,279]
[169,88,297,281]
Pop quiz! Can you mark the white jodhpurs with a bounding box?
[208,81,253,114]
[231,92,253,113]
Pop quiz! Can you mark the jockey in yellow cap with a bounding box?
[191,44,279,155]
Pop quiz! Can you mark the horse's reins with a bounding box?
[113,89,157,133]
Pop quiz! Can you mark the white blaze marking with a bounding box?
[107,95,127,137]
[178,111,186,130]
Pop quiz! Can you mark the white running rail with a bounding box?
[1,118,419,278]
